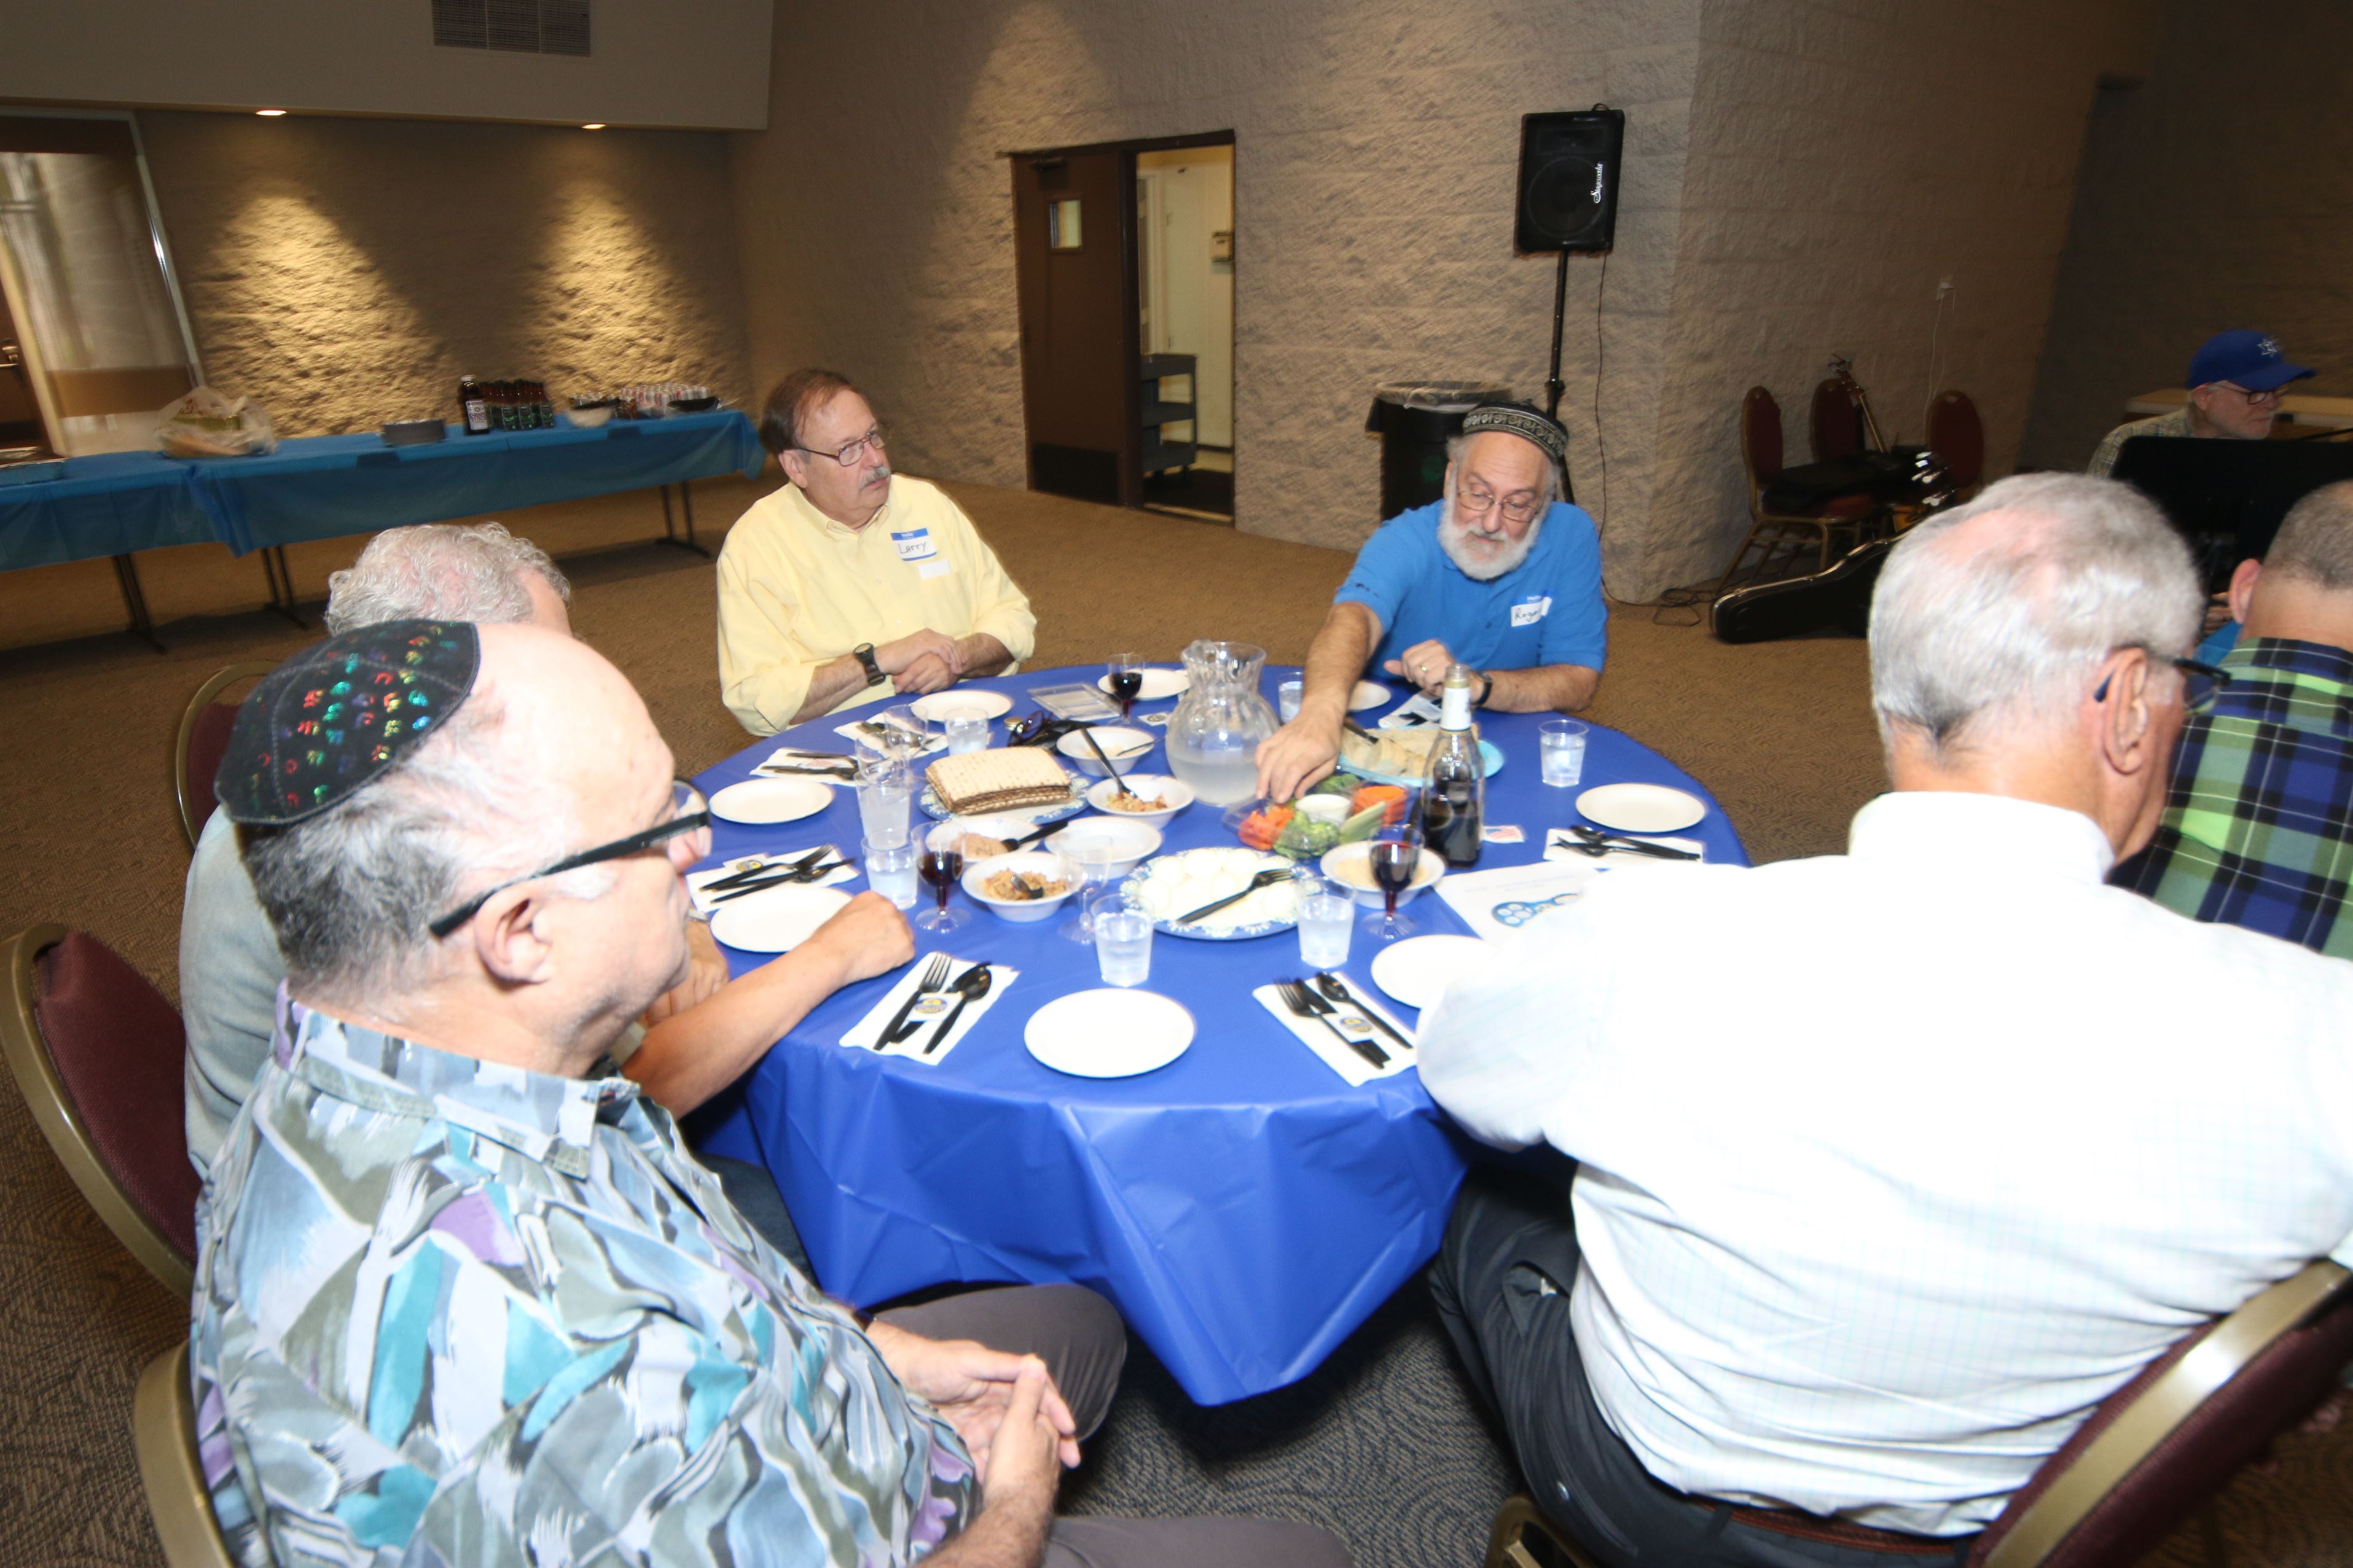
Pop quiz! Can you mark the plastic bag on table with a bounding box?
[155,386,277,458]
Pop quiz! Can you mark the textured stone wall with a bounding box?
[138,111,752,437]
[1640,0,2153,597]
[2021,0,2353,472]
[729,0,1705,564]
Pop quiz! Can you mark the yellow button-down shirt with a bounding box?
[716,476,1038,735]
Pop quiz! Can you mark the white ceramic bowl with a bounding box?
[1294,795,1350,827]
[562,405,616,428]
[1047,816,1163,878]
[961,851,1078,922]
[1057,725,1156,777]
[1084,773,1193,825]
[1319,841,1447,908]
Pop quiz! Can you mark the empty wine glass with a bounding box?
[1363,821,1424,941]
[1058,836,1126,944]
[870,703,936,786]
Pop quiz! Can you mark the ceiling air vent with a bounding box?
[433,0,591,57]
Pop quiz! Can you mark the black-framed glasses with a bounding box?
[2218,382,2283,406]
[1455,483,1543,527]
[2093,655,2230,714]
[793,424,888,467]
[428,778,711,940]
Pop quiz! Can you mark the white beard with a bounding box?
[1439,515,1541,581]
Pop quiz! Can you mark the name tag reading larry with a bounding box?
[1510,595,1553,628]
[892,528,939,563]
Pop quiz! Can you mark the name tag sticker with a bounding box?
[1510,595,1553,628]
[891,528,939,563]
[916,557,954,579]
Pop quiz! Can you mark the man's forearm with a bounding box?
[1481,663,1599,714]
[957,633,1014,681]
[927,1491,1054,1568]
[791,655,879,728]
[1298,604,1379,722]
[625,946,850,1114]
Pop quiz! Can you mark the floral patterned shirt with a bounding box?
[190,996,976,1566]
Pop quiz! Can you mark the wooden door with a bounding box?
[1011,150,1138,507]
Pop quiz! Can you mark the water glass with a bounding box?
[856,761,912,847]
[1539,719,1590,788]
[864,836,918,909]
[1298,891,1355,968]
[944,714,990,754]
[1095,906,1154,986]
[1277,679,1304,723]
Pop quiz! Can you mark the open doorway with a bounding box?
[1008,131,1235,522]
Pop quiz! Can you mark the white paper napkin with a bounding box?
[1435,859,1605,942]
[687,849,859,918]
[1377,693,1443,730]
[839,958,1017,1063]
[755,747,861,786]
[834,718,949,759]
[1252,983,1417,1086]
[1541,830,1707,867]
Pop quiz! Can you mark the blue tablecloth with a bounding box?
[689,666,1748,1405]
[192,411,765,555]
[0,450,215,570]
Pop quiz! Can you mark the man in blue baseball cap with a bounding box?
[2087,329,2316,477]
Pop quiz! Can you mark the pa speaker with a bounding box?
[1515,109,1624,253]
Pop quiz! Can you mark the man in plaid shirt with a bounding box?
[2115,482,2353,956]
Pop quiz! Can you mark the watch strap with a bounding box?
[853,643,885,686]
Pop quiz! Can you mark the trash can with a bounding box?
[1366,380,1514,521]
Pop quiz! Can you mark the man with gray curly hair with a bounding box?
[1414,474,2353,1563]
[322,520,571,637]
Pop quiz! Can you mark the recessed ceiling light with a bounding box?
[256,109,287,117]
[581,123,606,131]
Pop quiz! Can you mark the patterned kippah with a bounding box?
[215,620,480,827]
[1461,403,1570,465]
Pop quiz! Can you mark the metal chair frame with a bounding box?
[173,661,275,851]
[133,1341,237,1568]
[0,922,194,1297]
[1721,385,1877,591]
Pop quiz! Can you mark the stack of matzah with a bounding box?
[926,748,1078,815]
[1341,725,1443,779]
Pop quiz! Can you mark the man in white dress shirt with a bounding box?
[1419,473,2353,1564]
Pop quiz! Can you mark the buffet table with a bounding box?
[689,665,1749,1405]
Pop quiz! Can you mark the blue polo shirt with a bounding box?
[1334,499,1607,674]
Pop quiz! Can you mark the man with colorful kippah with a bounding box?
[190,618,1350,1568]
[1255,403,1606,802]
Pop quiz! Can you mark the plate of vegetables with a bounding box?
[1232,774,1412,861]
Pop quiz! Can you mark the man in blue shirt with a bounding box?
[1257,404,1606,800]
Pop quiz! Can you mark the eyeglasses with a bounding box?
[2093,655,2230,714]
[793,424,888,467]
[2218,383,2283,407]
[1455,483,1543,528]
[428,778,711,940]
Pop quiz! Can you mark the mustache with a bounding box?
[863,464,893,487]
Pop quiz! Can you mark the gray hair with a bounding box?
[1447,430,1562,509]
[1869,473,2201,759]
[240,688,609,1005]
[2264,479,2353,591]
[324,523,570,636]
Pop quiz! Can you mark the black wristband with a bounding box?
[1474,671,1494,708]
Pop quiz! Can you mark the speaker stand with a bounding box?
[1543,249,1576,505]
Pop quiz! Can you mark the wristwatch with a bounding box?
[852,642,885,687]
[1473,671,1494,708]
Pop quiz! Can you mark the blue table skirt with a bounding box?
[194,412,765,555]
[0,451,215,570]
[689,666,1748,1405]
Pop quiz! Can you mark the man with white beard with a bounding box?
[1256,404,1605,801]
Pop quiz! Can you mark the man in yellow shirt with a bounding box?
[717,370,1038,733]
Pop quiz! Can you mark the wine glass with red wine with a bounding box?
[916,824,969,931]
[1363,820,1424,940]
[1105,652,1145,720]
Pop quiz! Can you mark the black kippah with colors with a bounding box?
[214,620,481,827]
[1461,402,1570,466]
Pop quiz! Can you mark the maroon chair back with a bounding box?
[1810,378,1866,461]
[1927,391,1985,491]
[4,928,199,1293]
[1969,1262,2353,1568]
[1742,387,1786,486]
[175,661,276,851]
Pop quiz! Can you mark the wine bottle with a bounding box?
[459,376,490,435]
[1421,663,1484,868]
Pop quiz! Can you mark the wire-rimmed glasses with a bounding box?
[795,424,889,466]
[429,778,710,940]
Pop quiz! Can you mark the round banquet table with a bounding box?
[687,665,1748,1405]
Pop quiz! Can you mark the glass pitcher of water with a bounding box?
[1165,639,1278,805]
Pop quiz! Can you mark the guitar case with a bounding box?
[1711,537,1893,645]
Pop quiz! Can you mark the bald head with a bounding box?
[2233,482,2353,650]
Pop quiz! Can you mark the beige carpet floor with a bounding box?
[0,476,2344,1564]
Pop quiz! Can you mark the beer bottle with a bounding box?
[460,376,490,435]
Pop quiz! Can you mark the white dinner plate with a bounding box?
[1097,668,1190,701]
[1025,989,1196,1078]
[1370,934,1489,1012]
[708,776,833,825]
[1349,679,1394,712]
[910,690,1014,724]
[708,884,851,953]
[1576,782,1706,835]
